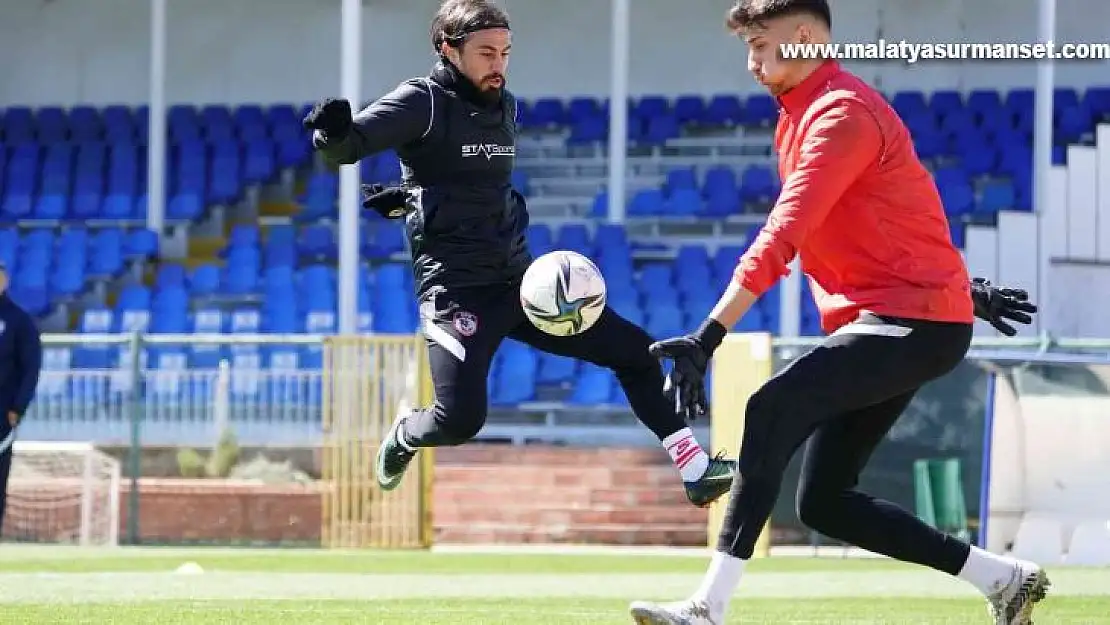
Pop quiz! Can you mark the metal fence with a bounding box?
[28,333,1110,449]
[30,333,330,449]
[19,332,1110,547]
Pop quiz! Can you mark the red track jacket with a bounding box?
[733,61,975,333]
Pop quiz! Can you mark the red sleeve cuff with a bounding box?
[733,253,790,296]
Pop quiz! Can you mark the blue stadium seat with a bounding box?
[967,90,1002,120]
[530,98,565,127]
[665,167,698,194]
[566,116,607,144]
[929,90,964,117]
[511,169,530,196]
[526,224,553,251]
[594,224,627,252]
[674,95,705,125]
[704,95,743,126]
[744,95,778,126]
[89,229,124,276]
[643,114,680,144]
[666,188,702,215]
[155,263,187,290]
[949,221,966,249]
[704,190,740,217]
[491,341,536,404]
[892,91,928,118]
[537,352,576,384]
[568,363,612,405]
[977,180,1016,214]
[364,222,405,258]
[628,189,665,216]
[740,165,776,204]
[190,264,221,296]
[645,305,684,339]
[1056,106,1091,143]
[125,229,158,260]
[299,225,337,260]
[556,224,591,256]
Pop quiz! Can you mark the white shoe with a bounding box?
[629,598,721,625]
[986,560,1050,624]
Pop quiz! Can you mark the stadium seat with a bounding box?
[568,364,612,405]
[704,95,743,126]
[977,180,1016,214]
[1009,515,1064,565]
[1066,520,1110,566]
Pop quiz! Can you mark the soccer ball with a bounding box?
[520,250,607,336]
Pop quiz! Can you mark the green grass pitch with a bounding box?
[0,545,1107,623]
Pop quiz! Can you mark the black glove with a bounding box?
[648,318,728,421]
[361,184,408,219]
[302,97,353,141]
[971,277,1038,337]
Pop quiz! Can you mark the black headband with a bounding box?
[436,17,510,50]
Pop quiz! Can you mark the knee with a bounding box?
[432,388,487,444]
[795,477,838,530]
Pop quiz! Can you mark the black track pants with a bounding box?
[717,312,973,575]
[401,282,686,446]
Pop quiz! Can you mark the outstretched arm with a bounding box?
[313,80,433,166]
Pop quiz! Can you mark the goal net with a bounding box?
[983,358,1110,565]
[2,441,121,546]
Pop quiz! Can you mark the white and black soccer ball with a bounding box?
[520,250,607,336]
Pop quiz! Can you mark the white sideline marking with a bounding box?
[431,544,890,559]
[0,569,1106,604]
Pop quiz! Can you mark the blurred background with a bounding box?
[1,0,1110,569]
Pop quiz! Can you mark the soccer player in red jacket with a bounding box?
[629,2,1044,624]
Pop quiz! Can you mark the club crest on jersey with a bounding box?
[452,311,479,337]
[461,143,515,160]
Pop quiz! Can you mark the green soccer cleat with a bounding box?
[375,416,417,491]
[683,453,737,508]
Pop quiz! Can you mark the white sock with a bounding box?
[395,418,417,452]
[958,546,1018,596]
[692,550,746,614]
[662,427,709,481]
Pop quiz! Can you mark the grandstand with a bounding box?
[0,0,1106,448]
[5,81,1110,445]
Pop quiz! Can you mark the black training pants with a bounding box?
[0,436,11,536]
[401,282,686,446]
[718,312,973,575]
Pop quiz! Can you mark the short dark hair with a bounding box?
[430,0,511,52]
[726,0,831,31]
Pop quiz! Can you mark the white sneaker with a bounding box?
[628,598,721,625]
[986,560,1051,624]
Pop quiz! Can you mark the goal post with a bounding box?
[320,334,435,549]
[709,332,773,557]
[4,441,121,546]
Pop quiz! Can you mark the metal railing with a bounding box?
[31,333,1110,452]
[24,331,1110,545]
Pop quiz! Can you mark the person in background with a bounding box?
[0,262,43,535]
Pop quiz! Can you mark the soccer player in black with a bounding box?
[303,0,735,506]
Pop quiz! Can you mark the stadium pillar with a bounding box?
[779,259,801,336]
[146,0,167,236]
[606,0,631,223]
[337,0,363,335]
[1033,0,1056,335]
